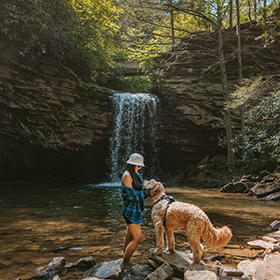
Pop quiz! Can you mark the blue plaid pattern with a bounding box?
[121,173,150,224]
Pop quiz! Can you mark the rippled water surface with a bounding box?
[0,181,280,280]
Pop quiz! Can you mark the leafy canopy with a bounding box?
[230,77,280,162]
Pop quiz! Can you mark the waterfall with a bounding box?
[108,93,159,182]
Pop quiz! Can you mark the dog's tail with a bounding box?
[202,218,232,248]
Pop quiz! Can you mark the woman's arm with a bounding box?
[122,171,133,188]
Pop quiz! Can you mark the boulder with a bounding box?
[184,265,218,280]
[237,259,262,279]
[268,220,280,231]
[220,182,248,193]
[84,258,122,279]
[262,236,279,243]
[238,252,280,280]
[149,249,192,272]
[145,262,173,280]
[262,175,277,183]
[131,264,154,279]
[248,182,280,197]
[40,257,65,278]
[247,239,272,250]
[212,260,244,277]
[264,243,280,255]
[67,256,95,271]
[82,277,105,280]
[270,229,280,240]
[263,191,280,201]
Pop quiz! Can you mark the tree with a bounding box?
[227,76,280,164]
[0,0,124,82]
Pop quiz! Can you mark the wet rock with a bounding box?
[262,174,278,183]
[262,236,279,243]
[259,170,271,178]
[184,265,218,280]
[40,257,65,278]
[149,248,192,272]
[131,264,154,279]
[205,254,225,262]
[84,258,122,279]
[220,182,247,193]
[247,239,272,250]
[268,220,280,231]
[247,174,262,182]
[263,191,280,201]
[147,259,159,269]
[270,229,280,240]
[145,262,173,280]
[68,256,95,271]
[248,182,280,197]
[212,261,244,277]
[82,277,104,280]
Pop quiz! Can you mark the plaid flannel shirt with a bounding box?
[121,173,151,224]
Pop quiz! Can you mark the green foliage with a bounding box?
[0,0,76,56]
[116,0,215,72]
[106,76,151,93]
[227,76,265,109]
[0,0,125,82]
[256,1,280,47]
[234,158,278,174]
[76,79,98,96]
[232,88,280,162]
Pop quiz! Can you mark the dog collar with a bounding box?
[152,195,176,227]
[152,195,175,208]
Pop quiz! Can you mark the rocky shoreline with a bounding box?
[219,171,280,202]
[13,170,280,280]
[20,219,280,280]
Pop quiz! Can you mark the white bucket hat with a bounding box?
[126,153,145,167]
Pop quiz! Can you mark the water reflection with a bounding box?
[0,182,279,280]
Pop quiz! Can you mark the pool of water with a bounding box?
[0,181,279,280]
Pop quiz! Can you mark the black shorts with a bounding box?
[123,214,132,225]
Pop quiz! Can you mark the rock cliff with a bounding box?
[1,22,280,181]
[0,53,115,181]
[153,22,280,176]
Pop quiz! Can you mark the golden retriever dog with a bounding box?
[143,179,232,265]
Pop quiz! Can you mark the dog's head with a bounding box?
[143,179,166,205]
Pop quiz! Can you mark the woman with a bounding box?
[121,153,158,268]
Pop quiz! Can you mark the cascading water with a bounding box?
[108,93,160,182]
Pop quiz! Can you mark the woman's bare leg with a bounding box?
[123,227,132,253]
[123,223,142,268]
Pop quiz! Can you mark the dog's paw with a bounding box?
[154,248,163,255]
[167,248,175,253]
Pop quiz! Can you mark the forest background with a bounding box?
[0,0,280,173]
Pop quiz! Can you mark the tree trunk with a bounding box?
[236,0,242,82]
[236,0,245,136]
[254,0,257,20]
[217,12,234,171]
[247,0,252,26]
[264,0,267,19]
[169,0,175,46]
[229,0,233,28]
